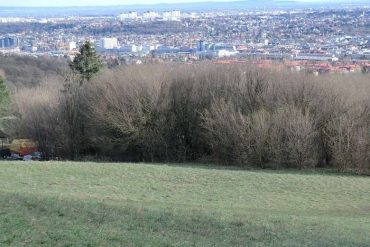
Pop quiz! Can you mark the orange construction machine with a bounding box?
[10,139,39,157]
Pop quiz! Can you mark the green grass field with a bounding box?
[0,162,369,246]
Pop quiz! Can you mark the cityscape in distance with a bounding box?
[0,0,369,74]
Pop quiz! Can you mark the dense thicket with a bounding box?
[0,76,10,114]
[11,63,370,173]
[0,55,67,88]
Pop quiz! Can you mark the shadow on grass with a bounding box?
[0,192,276,247]
[0,191,367,247]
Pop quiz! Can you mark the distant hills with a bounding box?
[0,0,368,17]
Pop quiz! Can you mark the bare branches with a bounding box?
[11,62,370,173]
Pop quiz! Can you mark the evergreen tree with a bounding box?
[66,41,102,158]
[69,41,103,83]
[361,66,369,74]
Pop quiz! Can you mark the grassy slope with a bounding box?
[0,162,369,246]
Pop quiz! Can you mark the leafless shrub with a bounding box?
[10,62,370,173]
[269,105,318,169]
[324,105,370,173]
[87,66,171,161]
[202,100,251,166]
[13,82,63,158]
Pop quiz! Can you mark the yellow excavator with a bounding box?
[10,139,39,157]
[0,130,40,160]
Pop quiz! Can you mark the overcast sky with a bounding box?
[0,0,348,7]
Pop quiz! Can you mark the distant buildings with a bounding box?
[118,11,138,21]
[117,10,181,21]
[196,41,238,58]
[101,38,119,50]
[68,42,77,51]
[22,45,37,52]
[1,7,369,71]
[143,11,160,20]
[120,44,143,53]
[197,40,205,52]
[163,10,181,20]
[0,37,18,49]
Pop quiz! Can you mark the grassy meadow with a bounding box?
[0,161,369,246]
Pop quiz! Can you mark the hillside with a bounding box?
[0,162,369,246]
[0,55,67,88]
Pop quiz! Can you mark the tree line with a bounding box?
[0,54,67,88]
[2,42,370,174]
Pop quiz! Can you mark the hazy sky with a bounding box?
[4,0,238,7]
[0,0,348,7]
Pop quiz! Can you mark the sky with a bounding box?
[0,0,342,7]
[4,0,239,7]
[0,0,352,7]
